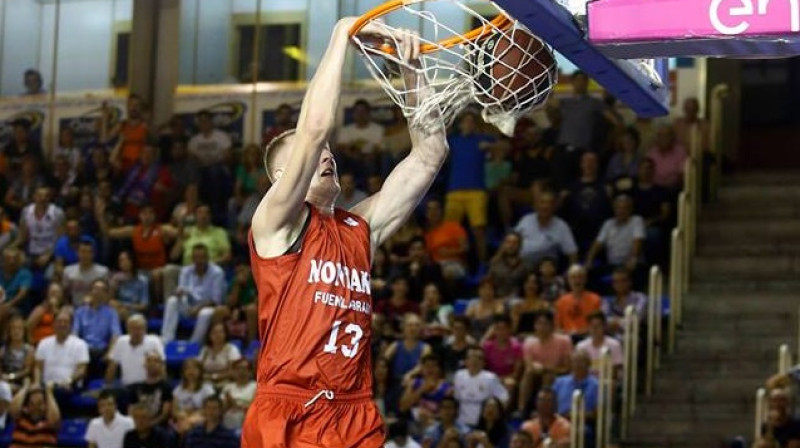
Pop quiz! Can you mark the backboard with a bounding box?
[492,0,671,117]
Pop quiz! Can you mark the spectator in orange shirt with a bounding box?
[555,265,601,341]
[522,387,571,447]
[424,199,468,280]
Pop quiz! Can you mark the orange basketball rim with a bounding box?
[348,0,513,55]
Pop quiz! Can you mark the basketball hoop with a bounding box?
[349,0,558,136]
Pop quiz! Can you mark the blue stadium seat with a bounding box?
[230,339,243,352]
[70,378,109,411]
[179,317,197,331]
[147,318,162,333]
[0,420,13,446]
[662,294,671,316]
[165,340,200,368]
[246,340,260,360]
[57,418,88,448]
[453,299,471,316]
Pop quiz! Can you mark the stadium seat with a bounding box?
[179,316,197,331]
[454,299,471,316]
[69,378,110,411]
[57,418,88,448]
[147,318,162,333]
[246,340,260,360]
[0,420,13,446]
[230,339,243,352]
[165,340,200,368]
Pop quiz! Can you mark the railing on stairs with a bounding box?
[571,390,586,448]
[597,347,613,448]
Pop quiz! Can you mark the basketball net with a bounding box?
[350,0,558,136]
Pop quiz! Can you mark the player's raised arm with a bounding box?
[352,31,450,248]
[251,17,357,257]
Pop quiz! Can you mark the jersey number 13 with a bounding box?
[323,320,363,359]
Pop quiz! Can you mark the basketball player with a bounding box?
[242,18,449,448]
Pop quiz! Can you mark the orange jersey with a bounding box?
[249,205,374,396]
[120,120,147,171]
[132,224,167,270]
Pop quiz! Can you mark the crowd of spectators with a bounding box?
[0,69,706,448]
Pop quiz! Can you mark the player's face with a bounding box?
[307,146,341,199]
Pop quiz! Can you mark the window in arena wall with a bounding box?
[230,12,306,83]
[110,20,131,88]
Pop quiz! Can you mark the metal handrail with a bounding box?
[709,84,730,201]
[755,388,767,442]
[571,390,585,448]
[779,344,792,374]
[632,309,640,415]
[646,266,662,395]
[596,347,613,448]
[622,305,634,438]
[669,228,683,354]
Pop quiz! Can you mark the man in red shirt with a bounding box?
[244,24,451,448]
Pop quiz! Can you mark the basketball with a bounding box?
[472,27,557,111]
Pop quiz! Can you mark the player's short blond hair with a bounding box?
[263,128,297,183]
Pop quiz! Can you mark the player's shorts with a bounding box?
[444,190,488,227]
[241,388,385,448]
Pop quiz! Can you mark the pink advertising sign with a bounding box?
[588,0,800,42]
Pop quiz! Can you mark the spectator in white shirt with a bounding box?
[585,194,646,290]
[453,347,509,427]
[161,244,226,343]
[385,419,421,448]
[337,99,385,177]
[34,309,90,388]
[575,312,623,379]
[85,390,134,448]
[62,240,109,306]
[105,314,164,386]
[187,111,232,167]
[338,99,385,156]
[514,191,579,267]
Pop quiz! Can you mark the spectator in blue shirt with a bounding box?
[422,396,470,448]
[183,395,238,448]
[53,220,97,267]
[0,248,33,315]
[445,112,496,263]
[72,279,121,358]
[552,350,598,419]
[161,244,226,343]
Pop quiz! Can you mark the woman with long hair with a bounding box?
[109,251,149,322]
[469,397,511,448]
[0,314,34,389]
[198,322,242,387]
[172,358,215,434]
[465,278,507,342]
[511,272,550,336]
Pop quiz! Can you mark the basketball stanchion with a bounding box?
[755,388,767,442]
[597,347,613,448]
[779,344,792,374]
[669,229,682,354]
[571,390,585,448]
